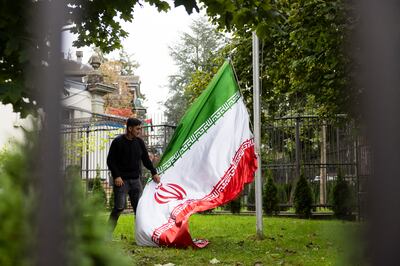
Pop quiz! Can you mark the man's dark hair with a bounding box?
[126,118,142,128]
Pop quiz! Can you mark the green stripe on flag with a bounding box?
[157,61,240,174]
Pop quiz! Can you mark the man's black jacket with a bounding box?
[107,134,157,179]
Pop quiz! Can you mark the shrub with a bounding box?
[0,144,34,266]
[87,178,94,191]
[281,183,292,204]
[276,184,288,204]
[263,172,279,215]
[293,172,313,218]
[332,172,353,219]
[92,167,107,208]
[0,137,129,265]
[64,166,129,266]
[229,196,242,214]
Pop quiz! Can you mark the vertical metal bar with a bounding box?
[336,127,340,164]
[355,137,360,221]
[34,1,65,265]
[86,127,90,194]
[320,122,327,204]
[358,1,400,264]
[252,31,264,239]
[163,125,167,151]
[295,116,301,180]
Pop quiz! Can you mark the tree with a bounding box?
[91,166,107,208]
[99,48,140,112]
[293,172,313,218]
[263,171,279,215]
[1,0,357,123]
[164,89,189,126]
[332,171,353,219]
[227,196,242,214]
[0,0,197,117]
[226,0,357,120]
[164,16,228,125]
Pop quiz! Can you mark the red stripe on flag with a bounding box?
[151,139,257,248]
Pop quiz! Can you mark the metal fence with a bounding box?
[61,113,175,210]
[62,113,371,217]
[244,115,371,219]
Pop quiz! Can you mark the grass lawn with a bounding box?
[111,214,362,266]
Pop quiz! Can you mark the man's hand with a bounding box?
[152,174,161,184]
[114,177,124,187]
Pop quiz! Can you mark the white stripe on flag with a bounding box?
[135,98,254,247]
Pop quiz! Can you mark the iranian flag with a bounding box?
[135,61,258,248]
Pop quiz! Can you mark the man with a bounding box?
[107,117,160,231]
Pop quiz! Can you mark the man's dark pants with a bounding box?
[108,178,143,231]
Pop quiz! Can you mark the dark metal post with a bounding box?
[163,126,167,151]
[355,137,360,221]
[295,116,301,180]
[336,127,340,164]
[358,0,400,264]
[34,1,66,265]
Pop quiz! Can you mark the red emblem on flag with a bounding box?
[154,183,187,204]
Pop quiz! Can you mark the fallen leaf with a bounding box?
[210,258,220,264]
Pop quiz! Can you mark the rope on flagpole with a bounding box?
[228,57,256,134]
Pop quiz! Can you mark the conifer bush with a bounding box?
[229,196,242,214]
[92,167,107,208]
[293,172,313,218]
[332,172,353,219]
[263,172,279,215]
[276,184,288,204]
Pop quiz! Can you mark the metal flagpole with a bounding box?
[252,31,264,239]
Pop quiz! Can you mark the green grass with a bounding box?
[111,214,362,266]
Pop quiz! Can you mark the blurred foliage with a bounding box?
[0,136,129,265]
[0,142,34,266]
[64,165,130,266]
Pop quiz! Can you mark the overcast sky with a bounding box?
[63,2,200,114]
[0,3,199,148]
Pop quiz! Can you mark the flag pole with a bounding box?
[252,31,264,239]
